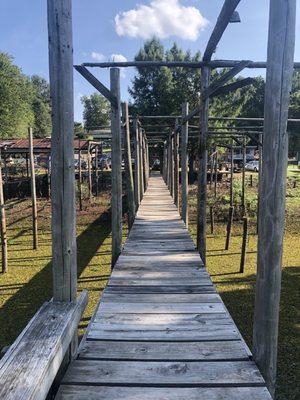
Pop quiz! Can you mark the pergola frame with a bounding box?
[45,0,297,397]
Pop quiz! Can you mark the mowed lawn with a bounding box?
[0,171,299,399]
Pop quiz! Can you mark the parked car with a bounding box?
[245,160,259,172]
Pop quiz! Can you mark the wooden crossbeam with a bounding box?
[74,65,118,107]
[203,0,242,62]
[202,60,251,99]
[210,77,255,97]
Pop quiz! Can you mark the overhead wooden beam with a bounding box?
[47,0,77,303]
[203,0,242,62]
[74,65,117,107]
[210,77,255,97]
[253,0,296,396]
[202,60,251,99]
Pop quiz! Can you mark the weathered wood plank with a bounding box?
[79,340,249,361]
[62,360,265,386]
[56,385,272,400]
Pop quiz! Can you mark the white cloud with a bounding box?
[115,0,208,41]
[110,54,128,62]
[91,52,106,61]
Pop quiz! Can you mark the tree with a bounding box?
[74,122,85,138]
[81,93,110,130]
[30,75,52,137]
[0,53,34,138]
[289,71,300,155]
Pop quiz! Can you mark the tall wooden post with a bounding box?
[167,138,171,190]
[0,158,7,273]
[181,102,189,226]
[253,0,296,396]
[133,119,140,208]
[257,133,263,234]
[242,138,246,215]
[47,155,51,199]
[78,144,83,211]
[197,66,210,264]
[110,68,122,268]
[142,133,147,192]
[214,149,218,198]
[28,127,38,250]
[170,135,174,199]
[95,145,99,196]
[163,142,167,181]
[174,120,179,208]
[225,145,234,250]
[122,102,136,229]
[47,0,77,303]
[87,142,92,201]
[139,127,144,200]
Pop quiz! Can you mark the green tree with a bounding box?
[81,93,110,130]
[289,71,300,155]
[74,122,85,138]
[0,52,34,138]
[30,75,52,137]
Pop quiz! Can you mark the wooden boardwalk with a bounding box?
[56,174,272,400]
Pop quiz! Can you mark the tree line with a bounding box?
[0,40,299,154]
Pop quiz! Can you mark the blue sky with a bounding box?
[0,0,299,122]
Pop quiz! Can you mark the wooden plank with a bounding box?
[0,291,88,400]
[253,0,296,395]
[101,293,221,303]
[62,359,265,386]
[110,68,122,267]
[79,340,249,361]
[47,0,77,302]
[104,285,216,294]
[56,385,272,400]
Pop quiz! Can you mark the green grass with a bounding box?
[0,175,299,399]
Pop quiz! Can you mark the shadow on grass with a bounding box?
[0,209,112,349]
[216,266,299,400]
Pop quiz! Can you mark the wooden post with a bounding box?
[257,133,263,234]
[225,145,234,250]
[0,157,7,273]
[239,216,248,273]
[209,205,214,234]
[87,142,92,201]
[47,0,77,303]
[197,66,210,264]
[242,139,246,215]
[133,119,140,208]
[170,135,174,199]
[110,68,122,268]
[249,174,253,187]
[253,0,296,396]
[163,142,167,182]
[139,127,144,200]
[214,150,218,198]
[142,133,147,192]
[167,137,171,190]
[181,102,189,226]
[47,155,51,199]
[28,127,38,250]
[95,145,99,196]
[78,145,83,211]
[122,102,136,229]
[174,120,179,208]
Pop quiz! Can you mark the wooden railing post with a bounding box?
[28,127,38,250]
[87,142,92,201]
[0,156,7,274]
[174,120,179,208]
[139,127,144,200]
[170,135,174,199]
[253,0,296,396]
[47,0,77,303]
[181,102,189,226]
[122,102,136,229]
[133,119,140,209]
[78,144,83,211]
[110,68,122,268]
[197,66,210,265]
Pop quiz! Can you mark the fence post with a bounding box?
[0,157,7,273]
[181,102,189,226]
[133,119,140,209]
[174,120,179,208]
[28,127,38,250]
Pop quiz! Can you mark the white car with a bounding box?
[245,160,259,172]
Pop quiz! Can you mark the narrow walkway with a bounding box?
[56,174,272,399]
